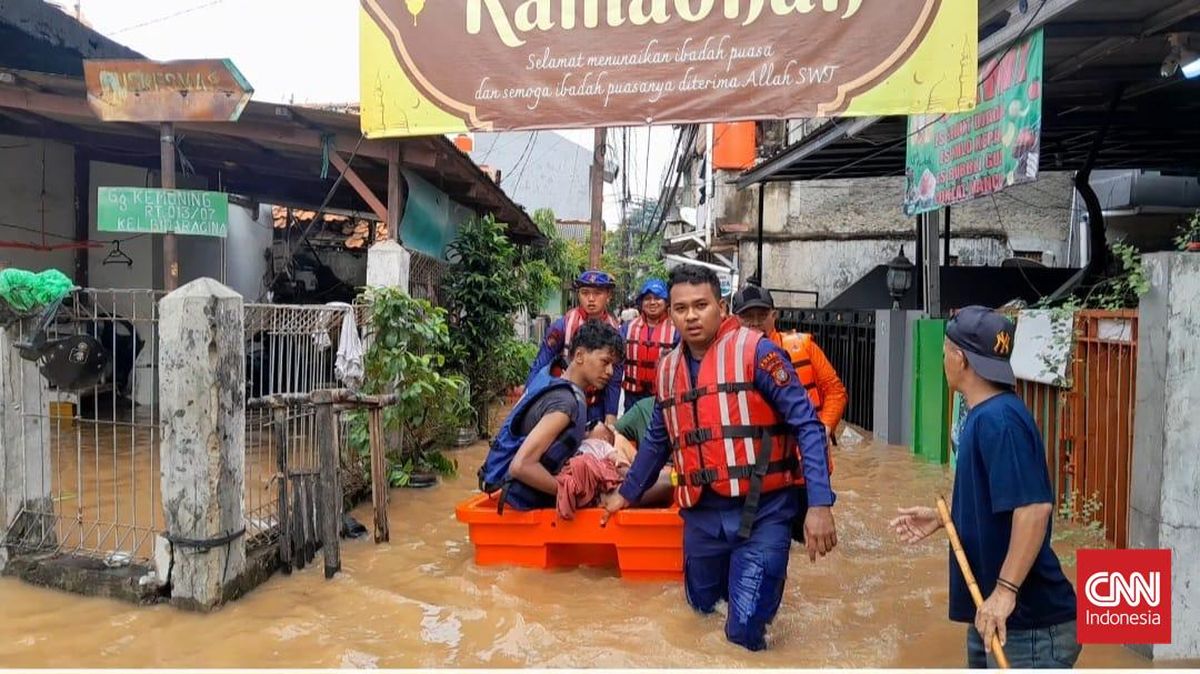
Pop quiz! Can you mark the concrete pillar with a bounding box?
[1128,252,1200,660]
[366,240,411,291]
[0,322,55,571]
[158,278,245,610]
[872,310,922,446]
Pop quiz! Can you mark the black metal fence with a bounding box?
[775,309,875,431]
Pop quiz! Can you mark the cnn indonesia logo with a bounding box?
[1077,549,1171,644]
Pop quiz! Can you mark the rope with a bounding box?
[161,526,246,553]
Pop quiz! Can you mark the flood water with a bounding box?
[0,432,1180,668]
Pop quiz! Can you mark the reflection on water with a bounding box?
[0,436,1183,668]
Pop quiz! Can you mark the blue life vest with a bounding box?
[477,364,587,513]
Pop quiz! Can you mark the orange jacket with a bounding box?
[769,330,848,435]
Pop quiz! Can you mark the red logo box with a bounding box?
[1077,549,1171,644]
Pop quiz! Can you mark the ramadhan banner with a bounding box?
[360,0,978,137]
[904,29,1044,216]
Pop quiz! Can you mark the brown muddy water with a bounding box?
[0,432,1179,668]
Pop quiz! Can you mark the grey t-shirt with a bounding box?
[517,386,581,436]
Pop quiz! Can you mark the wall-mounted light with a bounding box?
[1163,33,1200,79]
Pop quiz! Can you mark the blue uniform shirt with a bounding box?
[950,391,1076,629]
[527,314,622,419]
[619,338,835,509]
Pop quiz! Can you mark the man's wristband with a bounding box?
[997,577,1020,594]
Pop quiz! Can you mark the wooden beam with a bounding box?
[399,144,440,169]
[73,147,89,286]
[330,151,388,223]
[0,85,394,160]
[386,142,404,243]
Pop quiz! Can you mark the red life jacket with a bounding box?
[656,318,798,511]
[622,315,678,396]
[561,307,620,408]
[561,307,620,357]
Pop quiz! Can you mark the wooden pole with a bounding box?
[369,408,390,543]
[274,408,292,574]
[160,122,179,291]
[315,398,341,579]
[936,495,1010,669]
[589,127,607,269]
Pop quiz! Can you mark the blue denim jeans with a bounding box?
[967,620,1082,669]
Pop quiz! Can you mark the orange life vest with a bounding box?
[776,332,823,413]
[622,315,678,396]
[656,318,798,510]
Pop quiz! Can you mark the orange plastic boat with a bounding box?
[455,493,684,581]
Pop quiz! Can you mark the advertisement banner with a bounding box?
[360,0,978,137]
[904,29,1044,216]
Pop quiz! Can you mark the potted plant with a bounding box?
[1177,211,1200,252]
[349,286,470,491]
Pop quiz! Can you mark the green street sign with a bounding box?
[97,187,229,238]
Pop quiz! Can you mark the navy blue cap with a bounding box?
[731,285,774,314]
[946,305,1017,386]
[574,270,616,289]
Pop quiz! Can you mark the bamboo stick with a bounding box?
[936,495,1011,670]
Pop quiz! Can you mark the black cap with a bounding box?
[732,285,774,314]
[946,305,1017,387]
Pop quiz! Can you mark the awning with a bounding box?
[738,0,1200,188]
[0,68,543,243]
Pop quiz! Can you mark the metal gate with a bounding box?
[243,303,353,548]
[1,289,163,565]
[775,309,876,430]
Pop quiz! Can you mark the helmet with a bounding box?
[573,270,616,290]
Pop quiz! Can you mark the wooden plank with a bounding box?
[369,408,390,544]
[291,474,305,570]
[316,402,341,579]
[274,409,292,574]
[329,151,388,223]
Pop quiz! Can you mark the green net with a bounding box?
[0,268,74,314]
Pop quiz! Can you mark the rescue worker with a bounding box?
[891,306,1079,669]
[526,270,623,425]
[601,264,837,652]
[480,322,625,512]
[731,285,848,441]
[620,278,680,414]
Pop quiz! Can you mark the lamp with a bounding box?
[886,246,914,310]
[1163,34,1200,79]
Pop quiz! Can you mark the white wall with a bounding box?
[0,136,75,274]
[719,171,1078,303]
[222,204,274,301]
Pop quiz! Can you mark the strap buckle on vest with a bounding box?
[738,447,777,540]
[684,427,713,445]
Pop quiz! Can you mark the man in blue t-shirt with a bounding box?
[891,306,1081,669]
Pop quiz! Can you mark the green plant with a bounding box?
[348,287,470,488]
[1175,210,1200,251]
[445,214,533,435]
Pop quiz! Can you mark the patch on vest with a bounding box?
[759,351,791,386]
[546,329,563,351]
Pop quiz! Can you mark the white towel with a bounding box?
[335,309,364,390]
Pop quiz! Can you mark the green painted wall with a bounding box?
[913,318,950,464]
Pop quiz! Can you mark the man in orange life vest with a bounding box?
[620,278,680,414]
[601,264,837,652]
[526,270,622,425]
[731,285,848,441]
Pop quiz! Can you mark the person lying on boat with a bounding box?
[477,321,625,513]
